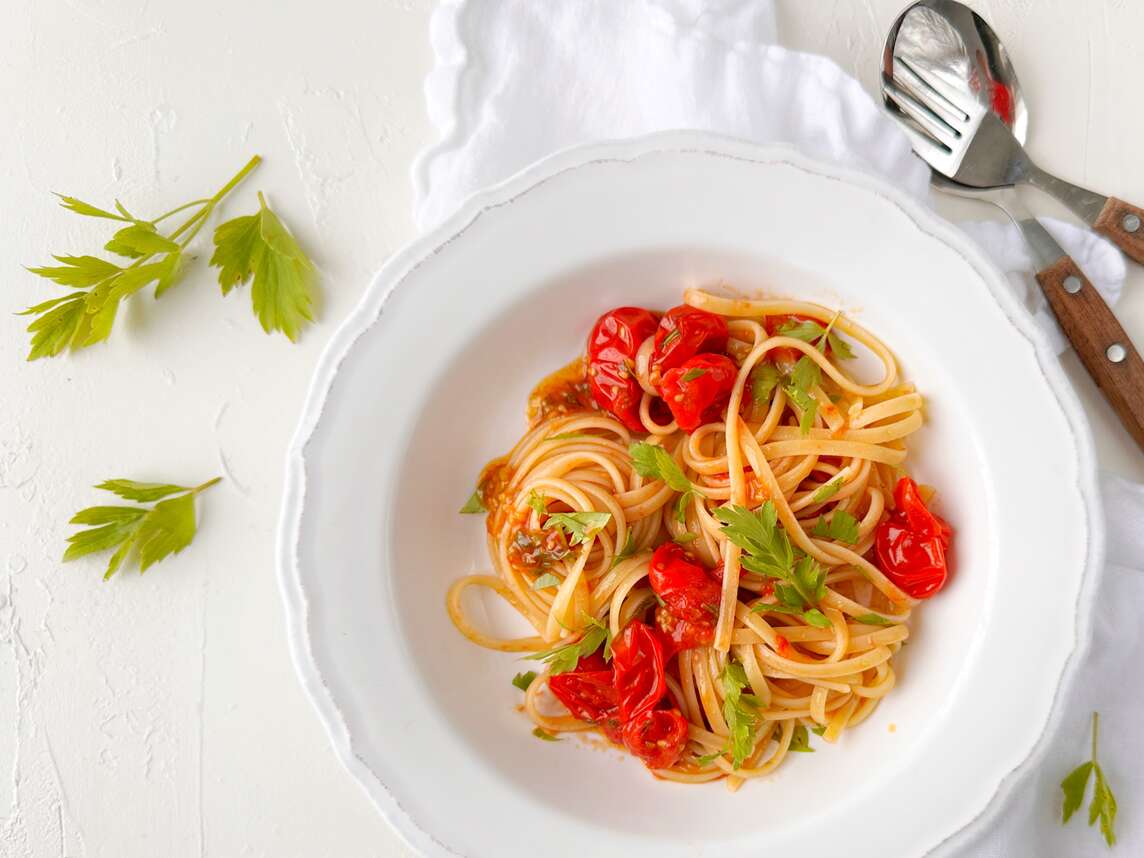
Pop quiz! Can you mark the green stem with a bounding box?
[192,477,223,495]
[152,199,212,224]
[169,155,262,248]
[1092,711,1099,762]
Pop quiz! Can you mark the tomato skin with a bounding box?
[586,307,660,432]
[649,543,721,623]
[547,651,618,724]
[875,477,953,599]
[622,706,689,769]
[611,621,668,721]
[659,354,739,432]
[650,305,729,380]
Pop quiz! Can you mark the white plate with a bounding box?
[277,132,1102,858]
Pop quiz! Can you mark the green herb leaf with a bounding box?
[27,255,121,288]
[715,502,793,579]
[789,355,821,393]
[854,613,893,626]
[545,432,592,441]
[720,662,760,769]
[776,317,856,360]
[802,608,831,628]
[783,383,817,435]
[210,192,317,342]
[610,531,638,569]
[812,476,844,503]
[63,477,220,580]
[527,622,608,675]
[680,367,707,383]
[674,532,699,545]
[695,751,722,766]
[54,194,133,221]
[629,442,693,493]
[459,490,486,514]
[750,363,781,405]
[788,724,815,752]
[526,490,547,516]
[661,329,681,348]
[532,727,561,742]
[531,573,562,590]
[512,671,537,692]
[1061,712,1117,846]
[1061,761,1094,825]
[544,511,612,546]
[95,479,193,503]
[812,510,860,544]
[104,224,180,257]
[810,724,826,736]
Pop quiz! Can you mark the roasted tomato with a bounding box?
[655,605,714,654]
[547,651,619,728]
[622,706,689,769]
[659,354,738,432]
[611,621,667,721]
[586,307,660,432]
[649,543,721,623]
[650,305,729,381]
[875,477,953,599]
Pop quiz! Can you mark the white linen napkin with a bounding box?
[411,2,1144,853]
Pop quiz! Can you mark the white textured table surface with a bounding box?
[2,2,1142,856]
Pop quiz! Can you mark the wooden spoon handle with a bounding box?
[1093,197,1144,264]
[1035,256,1144,451]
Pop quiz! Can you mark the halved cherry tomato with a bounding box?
[650,305,729,381]
[875,477,953,599]
[659,353,738,432]
[611,621,667,721]
[649,543,721,624]
[547,651,616,719]
[587,307,660,432]
[622,706,689,769]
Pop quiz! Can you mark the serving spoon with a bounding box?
[880,1,1144,450]
[882,0,1144,265]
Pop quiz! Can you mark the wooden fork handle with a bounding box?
[1036,256,1144,450]
[1093,197,1144,265]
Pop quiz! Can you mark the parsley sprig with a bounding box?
[630,441,705,523]
[526,617,611,675]
[21,156,317,359]
[776,316,856,360]
[63,477,221,579]
[715,501,828,627]
[1061,712,1118,846]
[543,511,612,545]
[811,509,860,544]
[720,662,761,769]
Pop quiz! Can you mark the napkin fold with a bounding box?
[412,1,1144,853]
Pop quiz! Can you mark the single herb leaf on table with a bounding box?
[64,477,221,579]
[210,192,317,342]
[1060,712,1118,846]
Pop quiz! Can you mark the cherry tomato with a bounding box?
[655,605,714,654]
[649,543,721,624]
[650,305,729,381]
[622,706,689,769]
[586,307,660,432]
[874,477,953,599]
[659,354,738,432]
[547,651,619,725]
[611,621,667,721]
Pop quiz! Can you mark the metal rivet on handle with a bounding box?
[1063,275,1082,294]
[1107,343,1127,363]
[1123,213,1142,233]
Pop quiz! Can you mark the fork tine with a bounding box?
[894,56,978,120]
[891,59,968,129]
[882,76,958,151]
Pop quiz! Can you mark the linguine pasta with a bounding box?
[448,288,950,786]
